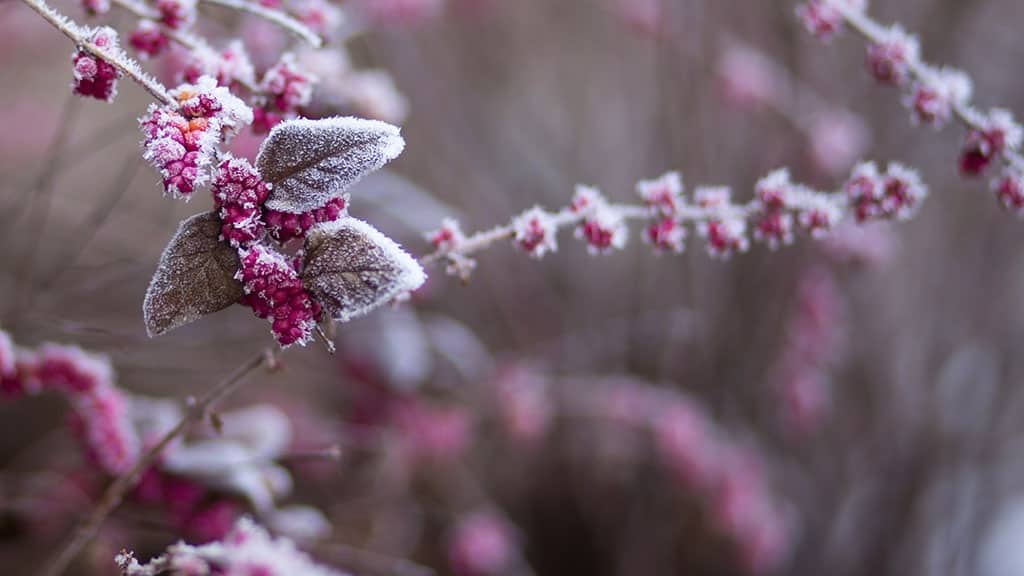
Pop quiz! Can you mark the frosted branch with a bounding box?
[20,0,174,105]
[201,0,323,47]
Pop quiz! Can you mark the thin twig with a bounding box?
[200,0,322,47]
[20,0,174,105]
[39,348,276,576]
[419,202,760,267]
[109,0,263,93]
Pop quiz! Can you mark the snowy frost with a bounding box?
[256,116,405,213]
[301,216,426,322]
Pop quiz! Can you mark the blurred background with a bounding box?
[4,0,1024,574]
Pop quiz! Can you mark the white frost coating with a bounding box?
[118,517,345,576]
[257,116,405,213]
[301,216,426,323]
[143,212,244,337]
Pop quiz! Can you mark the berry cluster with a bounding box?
[71,27,123,101]
[796,0,1024,216]
[237,246,322,347]
[254,53,316,132]
[0,332,139,476]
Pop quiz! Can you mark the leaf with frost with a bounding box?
[143,212,244,337]
[301,217,426,322]
[256,116,404,214]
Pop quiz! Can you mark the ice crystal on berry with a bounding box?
[237,245,320,347]
[512,207,558,258]
[960,109,1023,176]
[865,25,919,86]
[637,171,684,216]
[71,26,122,102]
[129,20,168,60]
[212,156,271,247]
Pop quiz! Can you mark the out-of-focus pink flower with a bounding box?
[865,26,919,86]
[612,0,664,37]
[351,0,446,27]
[512,207,559,258]
[960,109,1023,177]
[820,222,895,267]
[652,400,719,489]
[393,400,471,464]
[448,511,516,576]
[493,364,552,445]
[807,110,869,177]
[718,44,783,109]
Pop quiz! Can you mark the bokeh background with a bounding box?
[4,0,1024,574]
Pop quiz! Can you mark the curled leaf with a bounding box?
[144,211,244,337]
[301,217,426,322]
[256,116,405,214]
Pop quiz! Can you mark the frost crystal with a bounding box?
[256,116,405,213]
[960,108,1023,176]
[71,27,122,102]
[213,156,271,247]
[637,171,684,216]
[265,196,348,244]
[117,517,345,576]
[237,245,320,347]
[512,207,558,258]
[865,25,919,86]
[183,40,257,88]
[128,20,169,60]
[571,185,628,254]
[144,212,245,336]
[301,217,427,322]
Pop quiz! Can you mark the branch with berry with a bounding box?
[796,0,1024,212]
[422,163,927,279]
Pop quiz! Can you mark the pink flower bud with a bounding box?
[427,217,465,251]
[960,109,1022,176]
[212,156,270,247]
[636,171,684,216]
[448,512,516,576]
[906,68,971,127]
[572,186,628,254]
[644,217,686,254]
[512,207,558,258]
[994,167,1024,215]
[129,20,169,60]
[865,26,919,86]
[156,0,197,30]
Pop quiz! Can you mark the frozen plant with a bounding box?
[796,0,1024,214]
[422,162,927,277]
[116,517,343,575]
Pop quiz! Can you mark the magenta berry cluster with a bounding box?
[0,333,139,476]
[71,27,122,101]
[237,246,322,347]
[254,53,316,133]
[797,0,1024,216]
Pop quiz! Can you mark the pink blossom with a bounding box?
[448,511,516,576]
[960,109,1023,176]
[865,26,919,86]
[155,0,197,30]
[427,217,466,251]
[128,20,169,60]
[906,68,972,127]
[994,167,1024,215]
[393,400,471,464]
[572,185,628,254]
[652,401,719,489]
[636,171,683,216]
[493,364,551,445]
[643,217,686,254]
[352,0,446,27]
[256,53,316,132]
[717,44,783,109]
[795,0,864,40]
[512,207,558,258]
